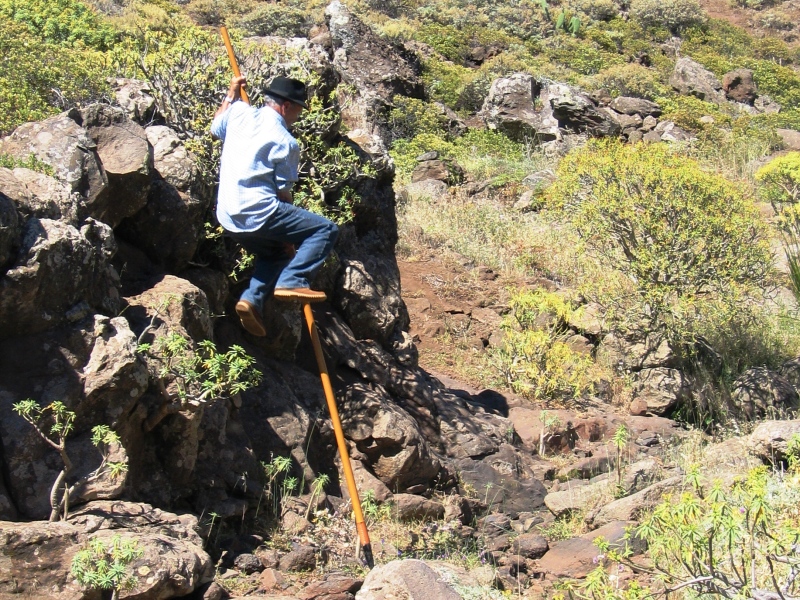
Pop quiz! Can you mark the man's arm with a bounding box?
[277,189,293,203]
[213,75,247,121]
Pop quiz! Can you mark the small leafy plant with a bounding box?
[138,333,262,431]
[71,535,143,600]
[13,399,129,521]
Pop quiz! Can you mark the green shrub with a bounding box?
[72,535,143,599]
[421,58,478,109]
[388,97,450,143]
[546,141,773,355]
[576,467,800,599]
[755,152,800,206]
[589,62,669,100]
[390,132,457,181]
[0,0,117,49]
[0,19,111,135]
[759,8,794,31]
[491,290,602,401]
[689,118,781,181]
[656,94,728,131]
[543,34,624,76]
[576,0,619,22]
[630,0,707,33]
[233,4,309,37]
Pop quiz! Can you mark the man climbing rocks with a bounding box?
[212,75,339,337]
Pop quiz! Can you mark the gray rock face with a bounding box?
[609,96,662,117]
[670,57,724,103]
[1,110,108,216]
[356,559,463,600]
[481,73,620,143]
[732,367,800,419]
[78,104,151,228]
[748,420,800,464]
[723,68,757,105]
[146,125,197,192]
[632,367,692,416]
[0,218,119,338]
[754,94,781,114]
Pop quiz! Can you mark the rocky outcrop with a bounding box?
[480,73,620,144]
[0,502,213,599]
[479,73,691,148]
[1,111,107,215]
[0,217,119,338]
[325,1,423,142]
[631,367,692,416]
[670,57,724,103]
[76,104,152,228]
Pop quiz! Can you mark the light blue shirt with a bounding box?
[211,102,300,233]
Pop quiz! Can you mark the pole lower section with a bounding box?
[302,303,373,567]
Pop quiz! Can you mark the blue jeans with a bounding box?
[227,202,338,312]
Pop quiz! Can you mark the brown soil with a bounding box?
[398,251,527,393]
[698,0,800,46]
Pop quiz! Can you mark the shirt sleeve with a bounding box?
[272,138,300,191]
[210,103,232,140]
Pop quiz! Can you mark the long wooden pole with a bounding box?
[302,302,374,568]
[220,26,250,105]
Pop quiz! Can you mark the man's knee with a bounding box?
[327,221,339,244]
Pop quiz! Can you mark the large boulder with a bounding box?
[339,381,443,491]
[453,446,548,517]
[670,57,724,103]
[356,559,462,600]
[480,74,620,143]
[0,502,213,600]
[0,218,119,338]
[777,128,800,151]
[537,521,644,578]
[77,104,152,228]
[6,167,82,225]
[722,68,757,105]
[631,367,692,416]
[731,367,800,419]
[748,420,800,464]
[585,476,684,529]
[0,314,146,519]
[146,125,197,192]
[609,96,662,117]
[1,111,108,217]
[116,178,207,272]
[325,0,423,141]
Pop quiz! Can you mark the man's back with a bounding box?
[212,102,300,233]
